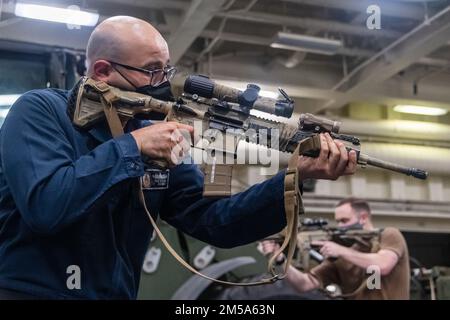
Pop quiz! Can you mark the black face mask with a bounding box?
[338,221,364,232]
[135,81,175,102]
[111,64,176,102]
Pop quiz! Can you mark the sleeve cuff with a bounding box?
[114,133,144,177]
[380,246,403,259]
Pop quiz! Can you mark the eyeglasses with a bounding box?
[109,61,177,87]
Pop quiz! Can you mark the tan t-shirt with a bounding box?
[310,227,410,299]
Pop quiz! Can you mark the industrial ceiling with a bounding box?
[1,0,450,116]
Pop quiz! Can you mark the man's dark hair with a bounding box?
[336,197,371,217]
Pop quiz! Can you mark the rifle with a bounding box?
[70,74,428,198]
[299,218,382,271]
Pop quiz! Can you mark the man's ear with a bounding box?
[360,211,369,224]
[92,60,113,81]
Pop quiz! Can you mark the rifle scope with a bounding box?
[184,74,294,118]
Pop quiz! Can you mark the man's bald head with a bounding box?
[86,16,169,76]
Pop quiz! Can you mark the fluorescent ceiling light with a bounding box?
[0,109,11,118]
[15,3,99,26]
[271,32,343,55]
[393,105,448,116]
[0,94,21,107]
[216,81,279,99]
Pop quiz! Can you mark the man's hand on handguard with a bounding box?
[312,240,348,259]
[130,122,194,167]
[259,240,280,256]
[297,133,357,181]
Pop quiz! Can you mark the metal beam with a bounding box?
[209,78,450,114]
[0,18,171,50]
[191,57,450,111]
[96,0,426,22]
[163,11,181,33]
[95,0,412,40]
[417,57,450,68]
[368,80,450,110]
[168,0,227,64]
[216,10,402,39]
[282,0,426,20]
[318,6,450,112]
[212,79,342,101]
[0,19,91,50]
[200,30,375,58]
[0,1,172,33]
[2,16,448,111]
[0,17,22,29]
[200,55,342,90]
[200,30,450,68]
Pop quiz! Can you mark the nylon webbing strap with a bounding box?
[94,80,124,138]
[137,180,280,286]
[268,143,304,279]
[103,102,124,138]
[85,77,111,93]
[203,164,233,197]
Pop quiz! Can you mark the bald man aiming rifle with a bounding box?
[0,16,356,299]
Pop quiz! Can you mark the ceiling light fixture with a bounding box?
[0,94,21,107]
[14,2,99,27]
[393,105,448,116]
[270,32,343,55]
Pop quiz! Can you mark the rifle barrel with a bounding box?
[359,153,428,180]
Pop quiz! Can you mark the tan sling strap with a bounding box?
[137,180,281,286]
[87,79,125,138]
[268,143,304,279]
[103,103,124,138]
[202,163,233,197]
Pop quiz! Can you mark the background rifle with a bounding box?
[267,218,382,272]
